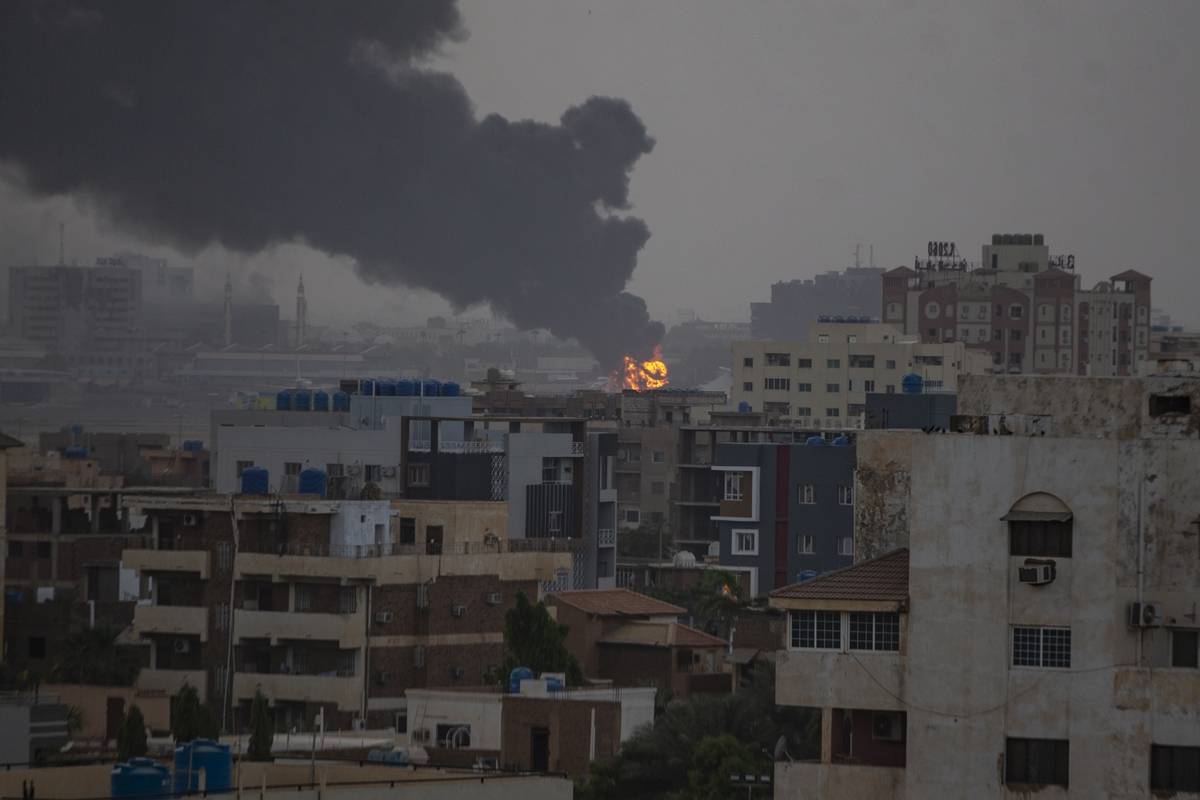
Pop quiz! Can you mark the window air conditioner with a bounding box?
[374,610,393,624]
[1128,601,1163,628]
[182,513,200,527]
[1017,563,1055,586]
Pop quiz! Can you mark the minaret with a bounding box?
[222,273,233,346]
[295,275,307,347]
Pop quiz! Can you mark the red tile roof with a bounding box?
[598,620,727,649]
[1110,269,1152,282]
[549,589,685,617]
[770,549,909,602]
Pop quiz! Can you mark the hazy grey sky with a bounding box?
[3,0,1198,328]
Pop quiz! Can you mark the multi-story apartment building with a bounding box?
[882,234,1152,376]
[121,492,571,733]
[750,266,884,341]
[730,320,985,430]
[770,373,1200,798]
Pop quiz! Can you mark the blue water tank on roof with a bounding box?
[805,435,826,446]
[902,373,924,394]
[396,379,416,396]
[544,675,565,692]
[737,401,752,413]
[832,435,851,447]
[421,379,441,397]
[111,758,170,799]
[64,445,88,459]
[508,666,534,694]
[240,466,269,495]
[182,440,203,453]
[440,381,460,397]
[276,390,292,410]
[298,468,327,497]
[313,390,330,412]
[360,378,376,396]
[173,739,232,796]
[332,391,350,412]
[378,379,397,396]
[293,389,312,411]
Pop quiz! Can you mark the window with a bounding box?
[664,410,673,423]
[436,724,471,749]
[743,357,754,368]
[826,359,840,369]
[548,510,562,534]
[826,383,840,393]
[886,385,895,394]
[294,584,312,612]
[742,381,753,392]
[925,302,940,319]
[216,603,230,631]
[797,382,812,392]
[849,612,900,651]
[863,380,875,392]
[36,541,51,559]
[848,354,875,369]
[885,359,896,369]
[339,587,357,614]
[796,358,813,369]
[652,450,665,463]
[798,484,814,504]
[818,334,830,344]
[216,542,233,573]
[913,355,944,366]
[723,473,744,501]
[795,406,812,417]
[284,461,302,476]
[763,402,790,417]
[1152,745,1200,793]
[764,377,791,391]
[542,457,560,482]
[848,404,866,417]
[364,464,382,482]
[407,463,430,487]
[1009,519,1072,557]
[731,530,758,555]
[837,484,853,505]
[1012,626,1071,668]
[798,535,815,554]
[1150,394,1191,416]
[398,517,416,545]
[651,481,665,496]
[1005,738,1068,788]
[766,353,791,366]
[1009,304,1024,319]
[826,408,840,418]
[1172,630,1199,668]
[837,537,853,556]
[28,637,46,659]
[624,509,641,524]
[8,540,22,557]
[846,335,857,343]
[236,460,254,478]
[790,610,841,650]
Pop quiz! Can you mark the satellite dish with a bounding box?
[773,735,792,763]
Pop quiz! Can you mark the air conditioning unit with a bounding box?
[485,592,502,606]
[382,466,397,478]
[451,604,466,617]
[1018,563,1056,586]
[374,610,393,624]
[173,639,191,654]
[871,712,903,742]
[450,667,465,680]
[375,671,392,685]
[182,513,200,527]
[413,646,425,669]
[1128,602,1163,628]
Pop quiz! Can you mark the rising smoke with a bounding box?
[0,0,664,366]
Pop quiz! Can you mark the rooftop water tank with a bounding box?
[543,675,565,693]
[805,435,826,446]
[313,390,330,412]
[508,666,534,694]
[901,373,924,395]
[111,758,170,800]
[737,401,752,413]
[332,391,350,412]
[396,379,416,397]
[421,379,441,397]
[63,445,88,459]
[832,435,851,447]
[440,381,460,397]
[293,389,312,411]
[360,378,376,397]
[173,739,232,796]
[182,440,203,453]
[378,379,397,397]
[240,466,269,496]
[797,570,818,583]
[275,390,292,411]
[673,550,697,568]
[298,468,327,498]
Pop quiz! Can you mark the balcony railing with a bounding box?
[598,528,616,547]
[133,604,209,642]
[408,440,505,454]
[241,536,580,560]
[231,671,361,710]
[235,609,364,648]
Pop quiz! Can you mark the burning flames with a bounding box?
[620,345,669,391]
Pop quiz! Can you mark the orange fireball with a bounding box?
[620,345,669,391]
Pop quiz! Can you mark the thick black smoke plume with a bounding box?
[0,1,663,366]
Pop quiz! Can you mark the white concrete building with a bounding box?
[731,321,988,429]
[771,373,1200,798]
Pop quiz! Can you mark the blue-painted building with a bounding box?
[713,436,855,597]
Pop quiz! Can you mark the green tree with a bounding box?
[171,684,220,742]
[117,705,148,761]
[65,705,85,738]
[247,690,274,761]
[51,626,138,686]
[684,734,763,800]
[498,591,583,685]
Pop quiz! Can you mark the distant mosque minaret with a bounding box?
[295,275,308,347]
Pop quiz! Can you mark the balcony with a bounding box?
[232,671,361,710]
[776,650,903,711]
[775,762,906,799]
[123,549,210,579]
[235,609,365,648]
[133,604,209,642]
[136,669,209,702]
